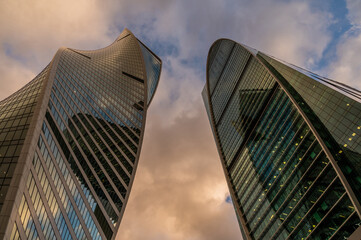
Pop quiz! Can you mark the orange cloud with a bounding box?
[116,102,241,240]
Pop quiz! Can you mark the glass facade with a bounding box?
[0,29,161,240]
[203,39,361,239]
[0,66,48,212]
[138,40,162,105]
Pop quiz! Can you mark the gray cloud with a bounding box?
[113,0,332,67]
[327,0,361,89]
[346,0,361,26]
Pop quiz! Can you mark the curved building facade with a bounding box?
[0,29,161,240]
[202,39,361,239]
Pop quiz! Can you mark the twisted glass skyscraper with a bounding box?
[203,39,361,240]
[0,29,161,240]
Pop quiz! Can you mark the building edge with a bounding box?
[204,38,253,240]
[0,47,66,239]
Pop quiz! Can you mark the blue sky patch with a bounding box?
[226,195,232,204]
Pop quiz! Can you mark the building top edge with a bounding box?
[206,38,361,103]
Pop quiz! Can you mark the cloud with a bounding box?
[0,54,35,100]
[0,0,113,99]
[327,0,361,89]
[121,0,332,68]
[149,56,205,126]
[328,32,361,89]
[116,102,240,240]
[345,0,361,26]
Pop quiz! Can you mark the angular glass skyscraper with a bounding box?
[202,39,361,240]
[0,29,161,240]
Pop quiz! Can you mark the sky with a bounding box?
[1,0,361,239]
